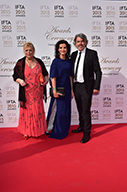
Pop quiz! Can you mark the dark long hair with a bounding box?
[55,40,71,61]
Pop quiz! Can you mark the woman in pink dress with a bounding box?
[13,42,48,139]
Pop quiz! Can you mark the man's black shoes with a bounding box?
[80,135,90,143]
[71,127,83,133]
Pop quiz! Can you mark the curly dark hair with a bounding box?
[55,40,71,60]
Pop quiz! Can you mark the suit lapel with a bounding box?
[72,51,78,77]
[83,48,88,75]
[84,48,88,65]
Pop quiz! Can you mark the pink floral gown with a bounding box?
[18,62,47,137]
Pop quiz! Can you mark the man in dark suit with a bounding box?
[71,33,102,143]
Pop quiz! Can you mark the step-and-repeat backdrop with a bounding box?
[0,0,127,127]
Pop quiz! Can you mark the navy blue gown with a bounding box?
[47,58,72,139]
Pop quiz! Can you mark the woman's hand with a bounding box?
[20,80,26,86]
[51,77,63,98]
[16,78,26,87]
[40,75,49,87]
[71,90,74,99]
[53,91,62,98]
[40,81,48,87]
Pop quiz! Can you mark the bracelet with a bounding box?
[52,87,56,90]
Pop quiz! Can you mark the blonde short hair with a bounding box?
[23,42,35,52]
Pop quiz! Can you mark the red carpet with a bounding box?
[0,124,127,192]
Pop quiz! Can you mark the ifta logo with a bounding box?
[115,97,124,107]
[118,36,127,47]
[68,5,78,17]
[2,36,13,47]
[40,5,50,17]
[16,20,26,32]
[16,35,27,47]
[115,109,123,119]
[15,4,26,17]
[91,36,101,47]
[102,110,111,119]
[119,6,127,18]
[0,4,11,16]
[106,6,115,17]
[0,114,4,123]
[92,5,102,17]
[91,110,99,120]
[116,84,125,94]
[103,97,112,107]
[6,100,17,110]
[119,21,127,32]
[105,21,115,32]
[105,36,114,47]
[1,20,12,32]
[54,5,64,17]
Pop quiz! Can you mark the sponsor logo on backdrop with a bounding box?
[102,110,111,119]
[7,113,17,123]
[68,5,78,17]
[15,5,26,17]
[103,84,112,94]
[119,6,127,18]
[105,21,115,32]
[54,5,64,18]
[92,97,99,107]
[40,5,50,17]
[91,36,101,47]
[2,36,13,47]
[118,35,127,47]
[45,25,73,44]
[1,20,12,32]
[115,109,123,119]
[16,20,26,32]
[116,84,125,94]
[115,97,124,107]
[0,57,16,74]
[105,36,114,47]
[119,21,127,32]
[106,6,115,17]
[0,88,2,97]
[0,101,3,110]
[0,114,4,123]
[100,57,121,75]
[91,110,99,120]
[5,86,16,97]
[71,111,78,120]
[6,100,17,110]
[16,35,27,47]
[103,97,112,107]
[92,21,101,32]
[0,4,11,16]
[92,5,102,18]
[41,56,51,68]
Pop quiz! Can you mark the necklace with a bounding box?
[26,58,36,69]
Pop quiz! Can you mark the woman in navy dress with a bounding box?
[47,40,74,139]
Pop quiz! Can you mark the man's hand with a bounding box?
[93,89,99,94]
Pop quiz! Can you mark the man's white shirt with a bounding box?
[74,47,86,83]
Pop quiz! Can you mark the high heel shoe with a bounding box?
[45,131,50,136]
[24,135,29,140]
